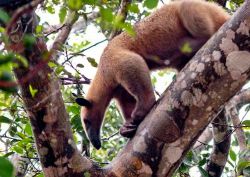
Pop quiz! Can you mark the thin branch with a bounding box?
[44,24,66,37]
[65,38,107,62]
[102,132,119,141]
[60,77,90,85]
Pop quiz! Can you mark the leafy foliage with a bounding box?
[0,0,249,177]
[0,157,14,177]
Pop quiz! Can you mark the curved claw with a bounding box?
[120,123,138,138]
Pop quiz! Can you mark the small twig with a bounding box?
[65,39,108,63]
[60,77,90,85]
[0,135,22,141]
[64,48,90,83]
[44,24,66,37]
[109,0,132,39]
[154,87,161,97]
[102,132,119,141]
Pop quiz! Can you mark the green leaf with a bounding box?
[9,126,17,137]
[0,53,14,65]
[3,152,14,158]
[128,4,140,14]
[82,0,96,5]
[0,116,11,124]
[24,123,33,136]
[55,65,65,75]
[198,158,207,166]
[143,0,159,9]
[48,61,58,68]
[229,149,237,161]
[52,0,60,5]
[0,71,17,93]
[35,173,44,177]
[0,157,14,177]
[180,42,192,54]
[242,120,250,127]
[0,9,10,24]
[36,25,43,34]
[59,7,67,23]
[67,105,79,114]
[29,85,38,98]
[46,5,55,14]
[87,57,98,67]
[67,0,82,10]
[237,160,250,173]
[23,35,36,49]
[243,167,250,176]
[198,166,209,177]
[15,54,28,68]
[123,23,136,37]
[12,146,24,154]
[100,8,114,22]
[76,63,84,68]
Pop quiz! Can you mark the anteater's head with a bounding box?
[75,98,103,150]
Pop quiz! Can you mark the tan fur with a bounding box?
[79,0,230,149]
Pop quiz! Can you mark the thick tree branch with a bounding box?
[105,1,250,176]
[206,110,231,176]
[51,11,78,54]
[225,89,250,151]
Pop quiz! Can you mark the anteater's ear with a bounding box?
[75,98,92,108]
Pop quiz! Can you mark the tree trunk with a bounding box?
[7,11,95,177]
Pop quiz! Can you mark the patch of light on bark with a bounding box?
[165,146,183,163]
[226,51,250,80]
[192,119,198,125]
[212,51,222,61]
[236,19,250,35]
[133,130,147,153]
[220,30,239,56]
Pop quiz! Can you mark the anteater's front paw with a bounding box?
[119,123,138,138]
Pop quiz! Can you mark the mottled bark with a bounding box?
[105,1,250,176]
[6,7,96,177]
[226,89,250,151]
[225,89,250,175]
[206,110,231,177]
[51,11,78,54]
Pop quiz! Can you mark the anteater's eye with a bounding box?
[84,119,91,127]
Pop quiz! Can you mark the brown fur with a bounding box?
[77,0,230,149]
